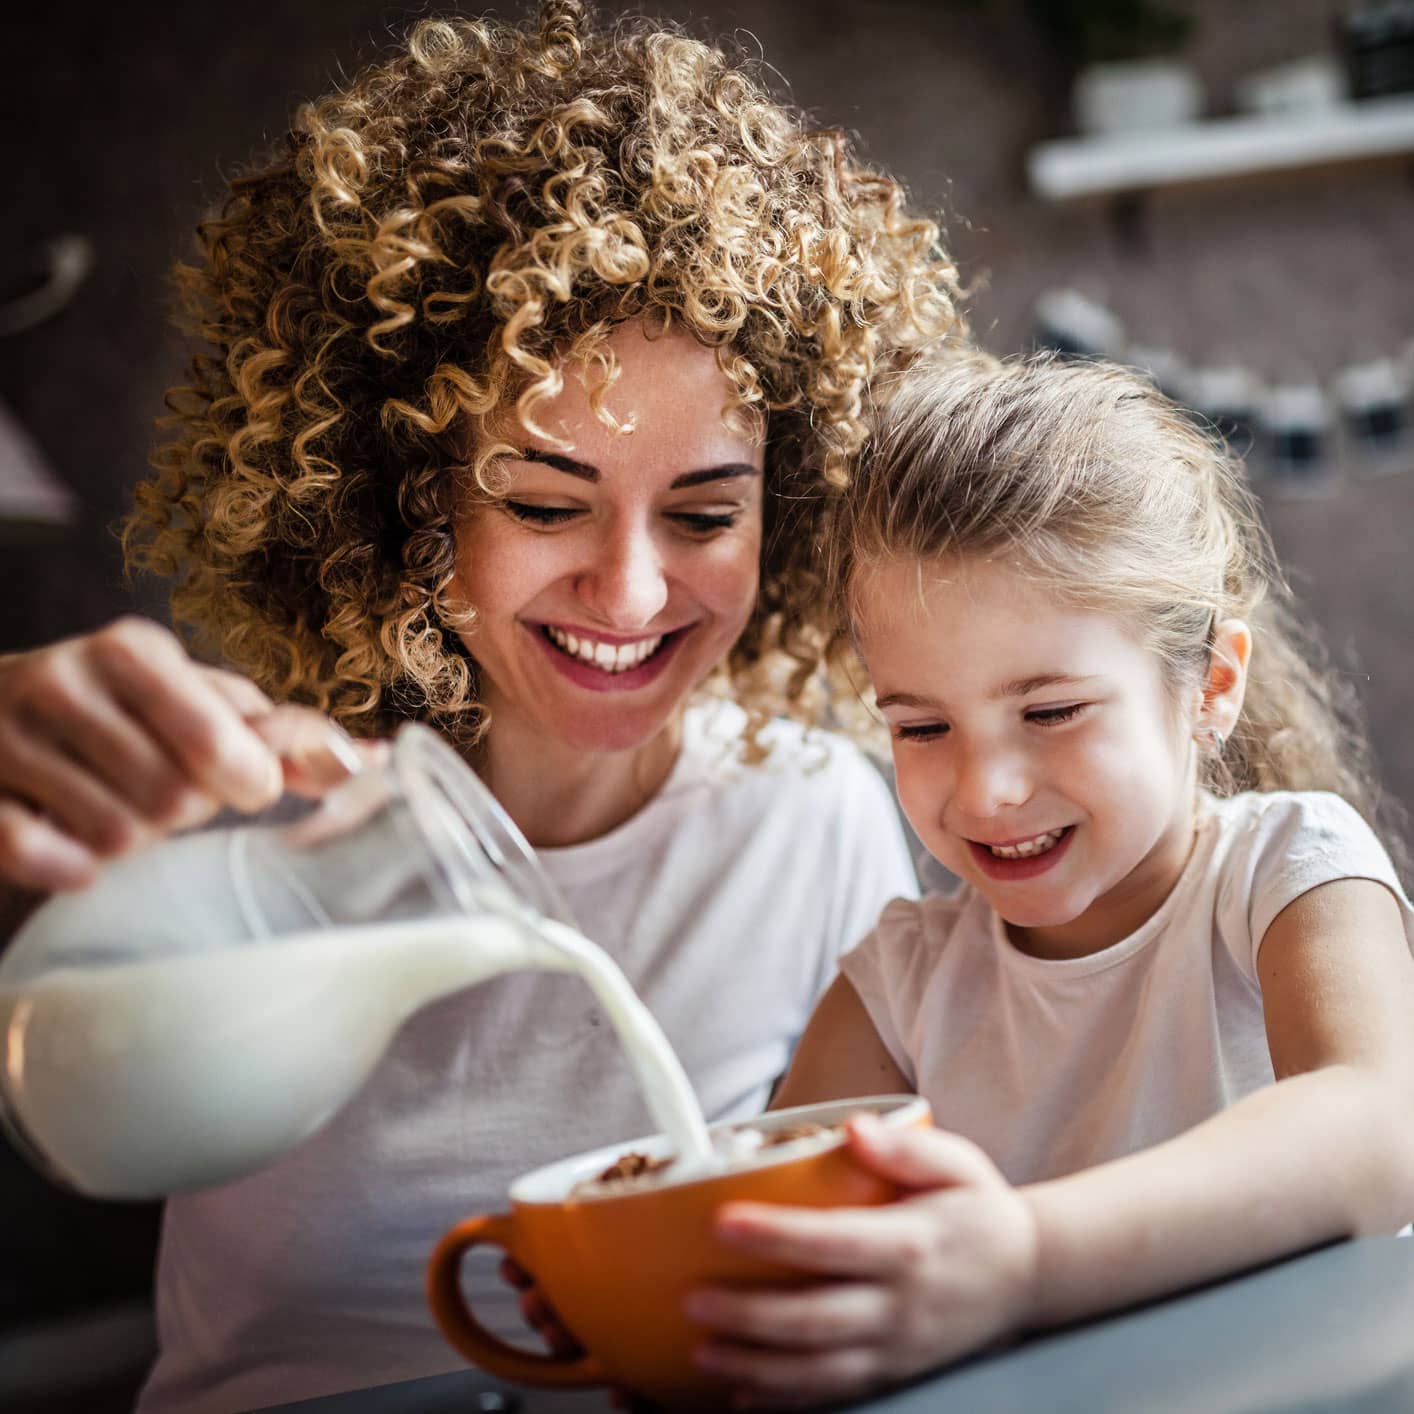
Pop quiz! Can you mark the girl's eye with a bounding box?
[670,510,740,535]
[502,501,581,526]
[1026,703,1087,727]
[893,722,949,742]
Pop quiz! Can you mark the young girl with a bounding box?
[685,354,1414,1406]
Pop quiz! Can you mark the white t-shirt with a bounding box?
[843,791,1413,1187]
[137,703,917,1413]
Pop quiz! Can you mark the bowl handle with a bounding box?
[426,1213,607,1389]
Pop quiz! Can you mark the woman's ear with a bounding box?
[1197,619,1252,746]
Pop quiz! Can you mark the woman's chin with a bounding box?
[545,703,681,758]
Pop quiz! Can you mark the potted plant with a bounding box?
[1025,0,1200,137]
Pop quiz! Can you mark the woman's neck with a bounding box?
[476,713,685,849]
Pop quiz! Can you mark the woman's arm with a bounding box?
[770,975,913,1111]
[1023,875,1414,1326]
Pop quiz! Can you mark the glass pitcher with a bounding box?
[0,723,577,1199]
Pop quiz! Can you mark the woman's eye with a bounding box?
[893,722,948,742]
[502,501,580,526]
[1027,703,1087,727]
[670,510,740,535]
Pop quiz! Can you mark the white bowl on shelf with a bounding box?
[1073,60,1204,137]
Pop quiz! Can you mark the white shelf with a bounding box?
[1028,95,1414,202]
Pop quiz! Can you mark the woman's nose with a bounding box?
[575,523,669,629]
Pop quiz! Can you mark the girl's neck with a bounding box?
[475,713,685,850]
[1007,789,1203,962]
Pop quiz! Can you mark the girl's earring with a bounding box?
[1195,725,1226,755]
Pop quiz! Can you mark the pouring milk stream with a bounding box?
[0,725,714,1198]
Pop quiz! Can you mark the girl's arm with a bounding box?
[1024,875,1414,1325]
[770,975,913,1111]
[688,877,1414,1405]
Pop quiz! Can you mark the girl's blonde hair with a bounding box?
[122,2,964,746]
[836,353,1403,863]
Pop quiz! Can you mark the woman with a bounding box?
[0,4,964,1408]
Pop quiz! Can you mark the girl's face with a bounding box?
[852,554,1199,959]
[451,323,764,760]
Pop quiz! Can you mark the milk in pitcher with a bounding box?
[0,908,713,1198]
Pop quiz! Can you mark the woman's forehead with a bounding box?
[473,340,758,453]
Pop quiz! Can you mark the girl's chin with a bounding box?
[983,889,1093,933]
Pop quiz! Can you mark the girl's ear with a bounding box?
[1197,619,1252,746]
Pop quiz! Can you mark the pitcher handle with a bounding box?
[426,1213,607,1389]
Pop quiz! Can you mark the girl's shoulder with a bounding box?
[840,888,989,1024]
[1206,788,1388,864]
[1205,790,1409,969]
[865,886,987,957]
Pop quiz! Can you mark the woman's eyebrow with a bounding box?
[517,449,597,480]
[668,464,760,490]
[515,449,759,490]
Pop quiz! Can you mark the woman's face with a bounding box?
[451,323,764,758]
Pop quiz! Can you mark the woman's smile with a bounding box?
[530,620,693,692]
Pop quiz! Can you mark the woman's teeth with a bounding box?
[544,625,664,673]
[987,829,1066,860]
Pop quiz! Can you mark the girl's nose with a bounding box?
[575,523,669,630]
[951,746,1031,821]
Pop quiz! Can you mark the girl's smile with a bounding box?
[967,824,1076,879]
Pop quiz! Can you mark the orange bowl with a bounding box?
[427,1094,931,1410]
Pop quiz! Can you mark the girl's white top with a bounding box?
[843,790,1413,1187]
[136,702,916,1413]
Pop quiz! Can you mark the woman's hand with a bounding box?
[499,1256,586,1360]
[501,1258,659,1410]
[684,1115,1039,1408]
[0,617,372,892]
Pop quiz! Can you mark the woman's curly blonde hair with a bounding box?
[124,1,965,745]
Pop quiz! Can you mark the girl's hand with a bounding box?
[0,618,374,892]
[685,1114,1039,1408]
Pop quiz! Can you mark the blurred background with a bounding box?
[2,0,1411,1408]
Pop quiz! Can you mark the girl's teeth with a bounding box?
[545,626,663,673]
[988,829,1065,860]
